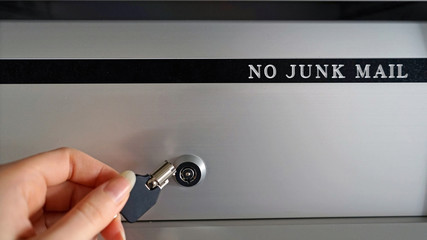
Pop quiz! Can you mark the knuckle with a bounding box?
[56,146,74,154]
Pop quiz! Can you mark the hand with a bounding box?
[0,147,136,240]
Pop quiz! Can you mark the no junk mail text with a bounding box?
[248,64,408,80]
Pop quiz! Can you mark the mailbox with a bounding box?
[1,2,427,239]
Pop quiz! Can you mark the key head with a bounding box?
[120,174,161,223]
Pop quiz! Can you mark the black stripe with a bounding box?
[1,1,427,21]
[1,59,426,84]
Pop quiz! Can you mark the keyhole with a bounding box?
[180,167,197,183]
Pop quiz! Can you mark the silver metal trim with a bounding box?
[174,154,207,185]
[147,161,176,189]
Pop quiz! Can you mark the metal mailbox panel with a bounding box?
[1,22,427,220]
[1,83,427,220]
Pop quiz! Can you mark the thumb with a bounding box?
[40,170,136,240]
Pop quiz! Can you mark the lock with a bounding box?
[121,155,206,222]
[174,154,206,187]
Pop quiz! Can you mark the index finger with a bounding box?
[13,147,118,187]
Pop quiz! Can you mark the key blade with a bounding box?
[120,174,161,223]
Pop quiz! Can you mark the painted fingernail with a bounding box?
[120,170,136,190]
[121,230,126,240]
[104,170,136,203]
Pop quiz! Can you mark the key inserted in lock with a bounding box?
[121,155,206,222]
[120,161,176,223]
[146,161,176,189]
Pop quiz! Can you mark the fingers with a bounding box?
[38,171,136,240]
[14,147,118,187]
[101,216,125,240]
[9,147,118,217]
[45,181,92,211]
[32,212,65,234]
[44,212,66,229]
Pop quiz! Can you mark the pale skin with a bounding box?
[0,147,135,240]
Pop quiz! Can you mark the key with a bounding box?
[121,161,176,223]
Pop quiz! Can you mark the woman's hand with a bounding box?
[0,147,135,240]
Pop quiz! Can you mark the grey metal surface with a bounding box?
[1,21,427,221]
[0,21,426,58]
[1,83,427,220]
[122,217,427,240]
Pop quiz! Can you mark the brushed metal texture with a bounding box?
[1,21,427,220]
[0,22,426,58]
[1,83,426,220]
[121,217,427,240]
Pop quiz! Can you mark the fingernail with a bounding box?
[120,170,136,190]
[104,170,136,203]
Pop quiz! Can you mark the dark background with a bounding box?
[1,59,426,84]
[1,1,427,21]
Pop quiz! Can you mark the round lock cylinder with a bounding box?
[174,155,206,187]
